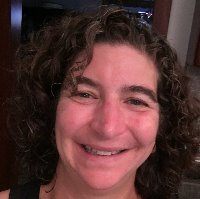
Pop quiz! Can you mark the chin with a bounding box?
[77,167,134,190]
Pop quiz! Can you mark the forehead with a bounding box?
[77,43,158,92]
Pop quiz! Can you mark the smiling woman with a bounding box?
[55,43,159,195]
[1,5,199,199]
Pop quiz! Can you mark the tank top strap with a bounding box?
[9,181,40,199]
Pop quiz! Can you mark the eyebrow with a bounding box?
[75,76,100,88]
[121,85,157,102]
[75,76,157,102]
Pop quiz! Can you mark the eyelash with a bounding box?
[125,98,149,107]
[73,91,97,99]
[71,91,149,107]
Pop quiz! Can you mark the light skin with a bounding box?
[40,43,159,199]
[0,43,159,199]
[0,190,9,199]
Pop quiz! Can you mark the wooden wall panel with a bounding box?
[152,0,172,36]
[0,0,13,191]
[0,0,22,191]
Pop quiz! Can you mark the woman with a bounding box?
[1,6,199,199]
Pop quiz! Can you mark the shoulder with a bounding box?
[0,189,10,199]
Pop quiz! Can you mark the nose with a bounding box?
[90,101,126,139]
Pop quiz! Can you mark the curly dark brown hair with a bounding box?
[9,6,199,199]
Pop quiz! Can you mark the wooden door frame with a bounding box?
[0,0,22,191]
[152,0,172,36]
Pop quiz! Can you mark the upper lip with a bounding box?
[80,143,127,152]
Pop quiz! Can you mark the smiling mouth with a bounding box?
[81,145,126,156]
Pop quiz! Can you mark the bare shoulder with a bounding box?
[0,189,10,199]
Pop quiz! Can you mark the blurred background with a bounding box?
[0,0,199,197]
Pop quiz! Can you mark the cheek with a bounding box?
[129,112,159,145]
[55,100,92,137]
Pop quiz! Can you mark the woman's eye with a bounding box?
[77,92,93,98]
[70,91,98,104]
[126,98,149,107]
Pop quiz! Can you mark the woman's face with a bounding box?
[55,43,159,190]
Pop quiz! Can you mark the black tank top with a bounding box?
[9,181,40,199]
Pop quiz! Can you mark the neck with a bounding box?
[40,163,141,199]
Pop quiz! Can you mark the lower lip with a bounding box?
[76,144,129,163]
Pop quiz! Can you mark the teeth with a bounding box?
[84,145,121,156]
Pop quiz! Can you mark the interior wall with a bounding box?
[186,0,200,67]
[167,0,197,67]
